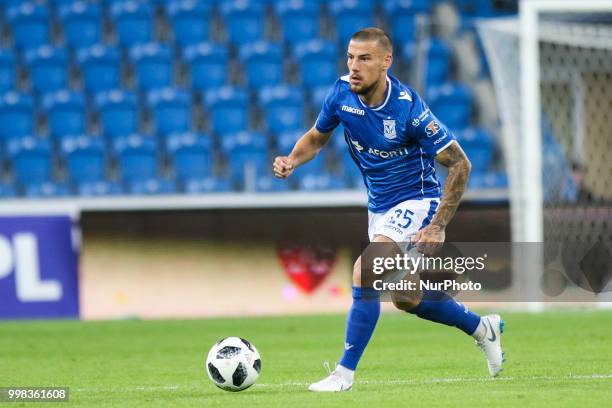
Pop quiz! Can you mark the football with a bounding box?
[205,337,261,392]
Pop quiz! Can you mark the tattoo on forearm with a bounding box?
[430,142,471,229]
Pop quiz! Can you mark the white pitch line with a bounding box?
[72,374,612,393]
[255,373,612,387]
[74,385,181,392]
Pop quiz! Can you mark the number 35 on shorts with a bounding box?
[367,198,439,243]
[386,208,414,229]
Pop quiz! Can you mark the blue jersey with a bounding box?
[315,74,455,213]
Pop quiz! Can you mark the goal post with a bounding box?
[477,1,612,308]
[519,0,612,244]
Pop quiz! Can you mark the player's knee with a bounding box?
[391,290,421,312]
[392,298,419,312]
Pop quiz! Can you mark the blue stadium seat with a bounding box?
[335,154,359,187]
[0,92,34,140]
[239,41,283,91]
[220,0,265,46]
[278,131,338,186]
[218,0,275,5]
[276,130,335,184]
[42,90,86,139]
[24,46,68,94]
[158,0,186,6]
[401,42,416,65]
[7,2,50,51]
[50,0,83,6]
[339,150,364,188]
[293,40,338,89]
[94,89,138,138]
[275,129,303,154]
[428,82,472,130]
[220,131,268,184]
[256,174,291,192]
[113,134,158,183]
[292,150,326,180]
[59,2,102,49]
[298,172,347,191]
[329,0,375,45]
[456,127,494,172]
[330,124,346,154]
[183,42,229,91]
[77,45,121,93]
[7,135,52,186]
[0,50,16,93]
[0,1,29,8]
[456,0,504,17]
[129,43,174,92]
[311,86,329,111]
[259,85,304,135]
[127,177,177,195]
[275,0,319,46]
[203,86,249,135]
[99,0,121,6]
[166,0,212,46]
[184,176,232,193]
[424,38,451,89]
[77,180,122,196]
[60,135,106,183]
[166,132,213,182]
[102,0,140,6]
[24,181,71,197]
[468,171,508,189]
[147,88,191,135]
[383,0,429,42]
[110,1,154,48]
[220,130,267,155]
[0,182,17,198]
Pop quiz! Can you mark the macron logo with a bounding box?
[341,105,365,116]
[398,91,412,101]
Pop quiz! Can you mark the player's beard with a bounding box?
[351,79,380,96]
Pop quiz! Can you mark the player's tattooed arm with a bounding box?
[413,141,471,255]
[431,141,471,228]
[273,126,332,178]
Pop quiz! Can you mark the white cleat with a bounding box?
[476,314,506,377]
[308,363,353,392]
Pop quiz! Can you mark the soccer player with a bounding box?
[273,28,504,392]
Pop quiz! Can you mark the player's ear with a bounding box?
[383,53,393,71]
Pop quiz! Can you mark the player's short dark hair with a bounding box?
[350,27,393,53]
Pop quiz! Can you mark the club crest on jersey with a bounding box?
[383,119,397,139]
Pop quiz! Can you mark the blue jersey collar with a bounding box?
[357,76,391,111]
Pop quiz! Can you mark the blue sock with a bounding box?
[339,286,380,370]
[409,290,481,335]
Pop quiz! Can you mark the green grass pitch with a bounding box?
[2,310,611,407]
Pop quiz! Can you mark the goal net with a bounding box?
[477,1,612,306]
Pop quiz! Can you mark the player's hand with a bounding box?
[412,224,445,256]
[273,156,295,178]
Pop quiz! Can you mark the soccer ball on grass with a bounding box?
[205,337,261,391]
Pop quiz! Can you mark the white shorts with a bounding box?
[368,198,440,246]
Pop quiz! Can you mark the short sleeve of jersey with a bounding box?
[409,91,455,156]
[315,81,341,133]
